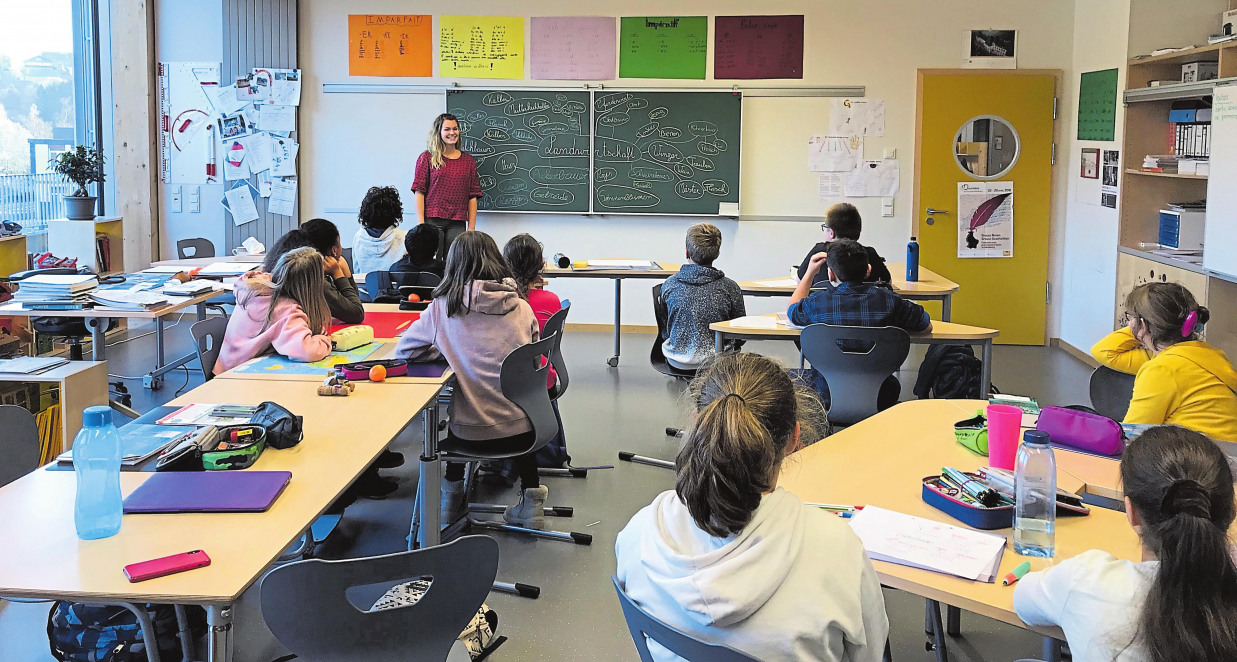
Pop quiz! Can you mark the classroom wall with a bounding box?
[296,0,1078,327]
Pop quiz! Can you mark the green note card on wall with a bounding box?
[620,16,707,79]
[1077,68,1118,141]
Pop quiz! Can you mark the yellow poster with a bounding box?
[348,15,432,77]
[438,15,525,79]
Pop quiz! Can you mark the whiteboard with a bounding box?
[1205,84,1237,279]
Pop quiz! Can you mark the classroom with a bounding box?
[2,0,1237,660]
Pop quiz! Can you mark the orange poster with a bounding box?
[348,15,432,77]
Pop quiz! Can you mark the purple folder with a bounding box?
[123,471,292,513]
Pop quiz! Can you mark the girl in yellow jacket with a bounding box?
[1092,282,1237,441]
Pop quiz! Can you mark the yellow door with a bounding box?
[914,71,1058,345]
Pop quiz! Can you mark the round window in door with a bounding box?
[953,115,1020,179]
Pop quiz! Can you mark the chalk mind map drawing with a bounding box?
[450,89,591,213]
[592,91,739,215]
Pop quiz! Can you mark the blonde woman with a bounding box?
[411,113,482,259]
[214,247,332,375]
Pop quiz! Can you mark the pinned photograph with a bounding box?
[216,112,250,140]
[1081,148,1100,179]
[963,30,1017,69]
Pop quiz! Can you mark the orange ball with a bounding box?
[407,293,421,302]
[369,364,387,382]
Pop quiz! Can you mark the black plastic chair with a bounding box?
[260,535,498,662]
[0,405,40,488]
[620,285,691,471]
[537,301,584,478]
[1089,365,1136,421]
[175,238,215,260]
[800,324,910,427]
[189,317,228,381]
[391,270,443,288]
[613,576,759,662]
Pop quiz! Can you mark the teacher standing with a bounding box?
[411,113,482,260]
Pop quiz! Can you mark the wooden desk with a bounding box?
[739,263,961,320]
[542,260,681,367]
[710,313,999,395]
[0,289,222,390]
[778,399,1139,641]
[0,376,440,662]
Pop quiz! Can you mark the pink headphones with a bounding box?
[1181,310,1199,337]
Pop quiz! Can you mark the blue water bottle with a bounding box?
[1014,430,1056,557]
[73,405,123,540]
[906,236,920,282]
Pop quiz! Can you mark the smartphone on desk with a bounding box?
[123,550,211,582]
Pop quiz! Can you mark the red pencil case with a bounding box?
[335,359,409,381]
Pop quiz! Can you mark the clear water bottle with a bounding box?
[73,405,122,540]
[1014,430,1055,557]
[906,236,920,282]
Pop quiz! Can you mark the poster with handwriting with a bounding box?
[714,15,804,79]
[530,17,617,80]
[439,15,526,79]
[348,15,432,77]
[619,16,707,79]
[1077,68,1118,141]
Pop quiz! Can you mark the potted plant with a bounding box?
[50,145,105,220]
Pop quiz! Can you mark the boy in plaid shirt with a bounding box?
[789,239,931,409]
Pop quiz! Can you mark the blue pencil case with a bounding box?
[922,474,1013,530]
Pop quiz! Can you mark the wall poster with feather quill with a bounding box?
[957,181,1013,258]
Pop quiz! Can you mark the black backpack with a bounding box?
[47,602,205,662]
[913,344,994,399]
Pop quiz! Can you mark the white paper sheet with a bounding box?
[241,133,273,174]
[728,315,779,329]
[142,265,193,274]
[261,68,302,106]
[845,160,900,197]
[585,259,654,268]
[755,277,798,288]
[257,171,274,198]
[830,98,885,137]
[198,262,252,276]
[270,137,298,177]
[223,181,260,226]
[222,138,249,181]
[808,135,863,172]
[258,104,296,132]
[210,84,251,115]
[818,172,845,201]
[268,179,297,217]
[848,506,1007,581]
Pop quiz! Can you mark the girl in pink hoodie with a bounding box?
[214,247,332,375]
[393,231,549,529]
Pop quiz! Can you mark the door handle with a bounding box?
[925,208,950,215]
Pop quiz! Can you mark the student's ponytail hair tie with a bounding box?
[722,393,747,406]
[1181,310,1199,338]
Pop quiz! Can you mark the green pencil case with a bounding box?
[954,411,988,456]
[201,425,267,470]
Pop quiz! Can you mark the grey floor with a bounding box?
[0,317,1093,661]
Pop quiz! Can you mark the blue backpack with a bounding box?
[47,602,204,662]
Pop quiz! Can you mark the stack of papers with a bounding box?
[162,280,218,297]
[755,277,799,288]
[1142,155,1178,173]
[0,356,69,374]
[848,506,1007,582]
[728,315,780,329]
[197,263,252,277]
[57,424,196,467]
[13,274,98,308]
[91,290,170,311]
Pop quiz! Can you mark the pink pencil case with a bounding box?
[1035,406,1124,457]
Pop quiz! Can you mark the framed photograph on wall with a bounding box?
[962,30,1017,69]
[1081,148,1100,179]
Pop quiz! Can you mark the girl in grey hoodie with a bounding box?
[616,353,888,662]
[394,231,549,529]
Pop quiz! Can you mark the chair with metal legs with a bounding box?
[620,284,691,471]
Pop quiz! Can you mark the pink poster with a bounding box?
[530,16,617,80]
[714,15,804,80]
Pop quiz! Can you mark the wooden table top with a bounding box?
[710,313,999,342]
[216,340,454,385]
[544,260,681,279]
[0,377,439,604]
[739,263,959,297]
[777,399,1139,634]
[0,289,223,320]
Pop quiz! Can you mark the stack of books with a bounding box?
[1142,155,1179,173]
[91,289,169,311]
[13,274,98,310]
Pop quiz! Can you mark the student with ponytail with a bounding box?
[1015,425,1237,662]
[1091,282,1237,441]
[616,353,888,662]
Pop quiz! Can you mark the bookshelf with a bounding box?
[46,216,124,275]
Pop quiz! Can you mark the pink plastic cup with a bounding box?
[986,404,1024,471]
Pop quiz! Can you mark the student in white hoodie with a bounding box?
[615,353,888,662]
[1014,425,1237,662]
[351,186,407,274]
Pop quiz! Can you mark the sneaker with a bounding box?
[355,472,399,499]
[376,450,404,469]
[440,478,468,525]
[503,486,549,530]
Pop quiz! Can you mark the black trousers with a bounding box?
[425,217,467,261]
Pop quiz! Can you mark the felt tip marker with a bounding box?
[1003,561,1032,586]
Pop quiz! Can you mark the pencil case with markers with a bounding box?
[922,472,1013,530]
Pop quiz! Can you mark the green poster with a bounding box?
[619,16,707,79]
[1077,68,1118,141]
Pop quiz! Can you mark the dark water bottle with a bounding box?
[552,253,571,269]
[906,236,920,282]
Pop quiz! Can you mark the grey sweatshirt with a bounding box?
[393,279,538,440]
[661,264,746,367]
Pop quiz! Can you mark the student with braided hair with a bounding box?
[1015,425,1237,662]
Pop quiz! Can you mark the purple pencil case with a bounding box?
[1036,406,1124,457]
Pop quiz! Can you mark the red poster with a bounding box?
[714,15,804,80]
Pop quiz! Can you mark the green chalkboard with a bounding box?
[619,16,708,80]
[592,91,741,215]
[449,89,591,213]
[1077,68,1118,141]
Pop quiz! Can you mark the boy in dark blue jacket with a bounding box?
[661,223,745,370]
[789,239,930,409]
